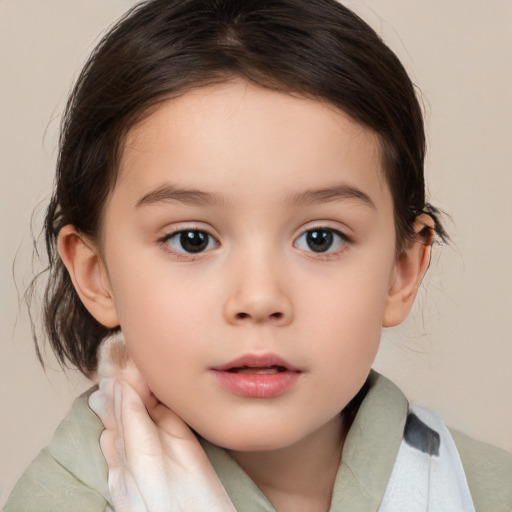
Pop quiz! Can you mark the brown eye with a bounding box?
[294,228,348,253]
[306,230,333,252]
[165,230,218,254]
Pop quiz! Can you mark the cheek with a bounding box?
[122,322,199,409]
[110,251,208,328]
[305,259,393,366]
[311,257,392,327]
[107,269,204,380]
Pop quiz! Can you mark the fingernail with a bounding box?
[88,390,106,415]
[113,382,122,422]
[99,378,115,399]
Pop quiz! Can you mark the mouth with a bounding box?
[212,353,300,372]
[227,365,288,375]
[211,354,301,398]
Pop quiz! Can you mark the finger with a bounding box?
[122,359,158,409]
[108,466,148,512]
[115,383,177,505]
[99,388,156,511]
[98,337,157,410]
[116,382,163,466]
[148,402,196,441]
[99,428,126,471]
[89,379,117,430]
[88,389,108,422]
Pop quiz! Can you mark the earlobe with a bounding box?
[382,215,434,327]
[58,225,119,328]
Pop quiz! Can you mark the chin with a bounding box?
[195,422,311,453]
[211,437,293,453]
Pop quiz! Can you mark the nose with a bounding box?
[223,256,294,327]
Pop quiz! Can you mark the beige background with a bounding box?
[1,0,511,505]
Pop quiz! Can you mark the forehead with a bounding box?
[117,80,390,210]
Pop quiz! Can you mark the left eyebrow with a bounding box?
[288,184,376,209]
[135,184,228,208]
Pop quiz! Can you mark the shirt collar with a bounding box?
[201,371,408,511]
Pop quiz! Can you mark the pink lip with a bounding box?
[212,353,300,372]
[211,353,302,398]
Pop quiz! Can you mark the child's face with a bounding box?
[96,80,403,451]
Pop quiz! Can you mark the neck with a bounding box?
[229,414,345,512]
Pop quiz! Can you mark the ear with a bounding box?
[58,225,120,328]
[382,214,434,327]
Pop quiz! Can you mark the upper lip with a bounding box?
[211,353,301,372]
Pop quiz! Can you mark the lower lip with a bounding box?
[211,370,301,398]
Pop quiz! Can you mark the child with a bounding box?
[6,0,511,510]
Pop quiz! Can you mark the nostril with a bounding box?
[234,311,284,321]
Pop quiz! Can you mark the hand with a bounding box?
[89,338,236,512]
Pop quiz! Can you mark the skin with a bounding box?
[59,80,432,511]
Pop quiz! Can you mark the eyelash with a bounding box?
[160,228,219,257]
[293,226,351,256]
[158,225,352,258]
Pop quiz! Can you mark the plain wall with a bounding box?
[1,0,511,506]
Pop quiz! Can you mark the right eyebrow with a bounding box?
[288,183,376,209]
[135,184,228,208]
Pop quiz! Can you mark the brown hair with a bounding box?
[38,0,446,376]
